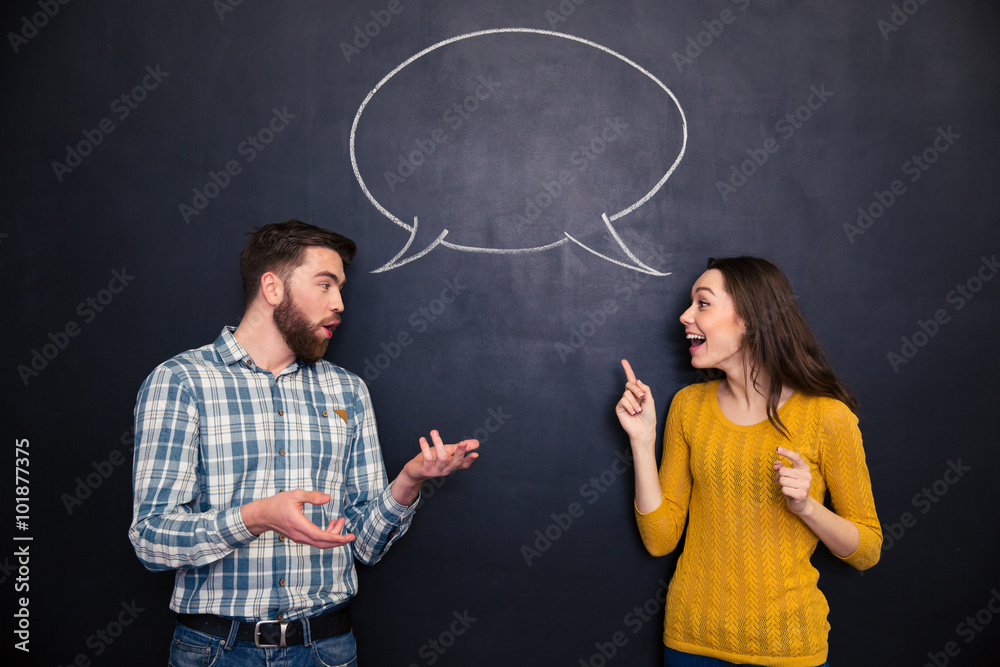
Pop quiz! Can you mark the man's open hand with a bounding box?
[392,430,479,506]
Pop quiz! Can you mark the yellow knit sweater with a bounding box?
[635,380,881,667]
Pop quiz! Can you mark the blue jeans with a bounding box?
[664,646,828,667]
[168,622,357,667]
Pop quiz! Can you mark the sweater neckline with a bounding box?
[707,380,800,432]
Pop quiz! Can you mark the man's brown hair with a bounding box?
[239,220,356,310]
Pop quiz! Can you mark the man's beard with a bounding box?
[273,295,329,365]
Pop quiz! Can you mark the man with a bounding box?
[129,220,478,665]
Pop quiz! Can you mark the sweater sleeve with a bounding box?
[634,388,693,557]
[818,399,882,570]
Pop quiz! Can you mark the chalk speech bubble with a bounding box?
[350,28,687,275]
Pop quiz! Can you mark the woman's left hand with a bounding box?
[773,447,813,516]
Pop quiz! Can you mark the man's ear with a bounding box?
[260,271,285,307]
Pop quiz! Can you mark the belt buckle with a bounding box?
[254,619,290,648]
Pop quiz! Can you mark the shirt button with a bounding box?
[279,579,286,586]
[277,613,283,620]
[278,409,284,416]
[278,535,285,542]
[279,450,286,457]
[322,410,328,417]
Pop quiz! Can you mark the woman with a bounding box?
[616,257,881,667]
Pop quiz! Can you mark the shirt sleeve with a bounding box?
[128,364,256,571]
[818,399,882,570]
[342,377,416,566]
[634,388,693,557]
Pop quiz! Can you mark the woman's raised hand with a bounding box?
[616,359,657,443]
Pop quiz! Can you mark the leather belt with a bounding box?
[177,604,351,648]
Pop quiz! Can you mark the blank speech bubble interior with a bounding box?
[351,30,685,272]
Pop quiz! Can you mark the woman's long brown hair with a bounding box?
[706,257,858,436]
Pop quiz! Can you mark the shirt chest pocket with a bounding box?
[284,400,352,491]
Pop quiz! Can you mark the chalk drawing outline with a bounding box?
[349,28,687,275]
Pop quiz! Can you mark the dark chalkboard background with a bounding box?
[4,1,999,665]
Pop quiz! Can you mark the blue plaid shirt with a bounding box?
[129,327,415,621]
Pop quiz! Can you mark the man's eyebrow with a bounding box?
[315,271,344,285]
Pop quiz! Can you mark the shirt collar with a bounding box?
[215,326,250,367]
[214,326,302,376]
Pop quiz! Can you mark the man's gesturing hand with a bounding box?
[241,490,356,549]
[392,430,479,506]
